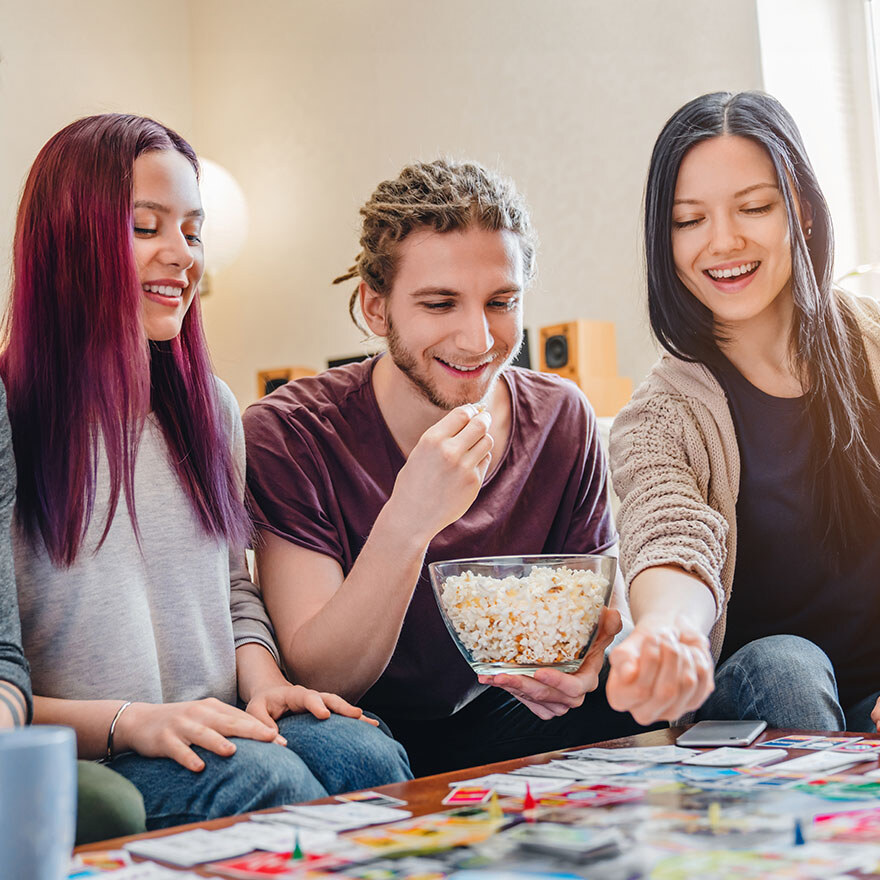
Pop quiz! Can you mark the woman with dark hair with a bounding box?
[6,114,410,830]
[607,91,880,731]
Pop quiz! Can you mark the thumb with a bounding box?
[595,608,622,645]
[245,699,278,732]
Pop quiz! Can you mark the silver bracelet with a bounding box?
[106,701,132,761]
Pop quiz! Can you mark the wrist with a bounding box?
[110,701,144,756]
[636,610,700,634]
[376,495,435,553]
[236,643,288,702]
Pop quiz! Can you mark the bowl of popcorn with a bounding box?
[428,554,615,676]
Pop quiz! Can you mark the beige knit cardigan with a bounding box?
[609,294,880,663]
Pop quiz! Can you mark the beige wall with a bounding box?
[0,0,193,292]
[1,1,763,408]
[189,0,763,406]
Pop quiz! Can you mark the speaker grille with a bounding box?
[544,334,569,369]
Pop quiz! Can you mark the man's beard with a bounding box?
[385,317,520,411]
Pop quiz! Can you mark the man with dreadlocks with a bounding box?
[242,159,646,776]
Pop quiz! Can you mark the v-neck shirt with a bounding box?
[244,358,616,720]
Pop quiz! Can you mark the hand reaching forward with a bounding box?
[606,618,715,725]
[478,607,622,720]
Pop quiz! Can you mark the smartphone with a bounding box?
[675,719,767,747]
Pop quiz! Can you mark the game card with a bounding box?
[544,759,650,778]
[801,735,863,750]
[772,751,863,773]
[207,849,350,878]
[449,773,565,796]
[82,867,202,880]
[553,783,644,807]
[335,790,407,807]
[682,747,788,767]
[756,734,823,749]
[281,802,411,830]
[442,786,493,805]
[69,850,132,870]
[830,739,880,756]
[565,745,699,763]
[124,828,256,867]
[211,821,338,855]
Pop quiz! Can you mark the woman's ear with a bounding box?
[801,199,815,240]
[359,281,389,338]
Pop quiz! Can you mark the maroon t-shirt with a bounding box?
[243,357,616,720]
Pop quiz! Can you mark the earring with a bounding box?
[805,224,813,239]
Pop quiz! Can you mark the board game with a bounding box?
[71,740,880,879]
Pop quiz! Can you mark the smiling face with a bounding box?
[363,225,524,411]
[671,134,807,331]
[132,150,205,341]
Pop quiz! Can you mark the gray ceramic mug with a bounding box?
[0,725,76,880]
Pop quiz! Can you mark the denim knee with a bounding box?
[277,713,412,794]
[700,635,844,731]
[111,738,328,830]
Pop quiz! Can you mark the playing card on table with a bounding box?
[801,736,863,750]
[335,789,407,807]
[682,747,788,767]
[211,820,339,854]
[544,759,650,778]
[509,763,582,778]
[555,783,644,807]
[449,773,565,796]
[565,745,699,763]
[124,828,254,867]
[207,849,350,878]
[756,734,824,749]
[82,866,202,880]
[442,786,493,805]
[772,751,863,773]
[281,801,410,830]
[830,739,880,756]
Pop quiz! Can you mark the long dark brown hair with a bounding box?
[645,91,880,558]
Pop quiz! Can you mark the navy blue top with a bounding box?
[713,356,880,709]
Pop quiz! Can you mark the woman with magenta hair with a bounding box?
[606,91,880,732]
[6,113,410,830]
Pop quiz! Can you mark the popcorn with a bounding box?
[440,566,608,665]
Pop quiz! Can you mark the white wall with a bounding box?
[0,2,768,408]
[757,0,880,283]
[0,0,193,294]
[188,0,764,406]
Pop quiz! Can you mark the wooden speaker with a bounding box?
[257,366,317,398]
[538,321,632,417]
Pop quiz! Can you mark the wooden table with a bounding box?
[75,726,880,874]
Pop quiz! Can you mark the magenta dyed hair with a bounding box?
[1,114,249,566]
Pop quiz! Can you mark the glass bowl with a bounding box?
[429,554,615,677]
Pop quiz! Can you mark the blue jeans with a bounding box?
[696,634,880,732]
[109,713,412,830]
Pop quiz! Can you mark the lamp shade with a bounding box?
[197,157,249,275]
